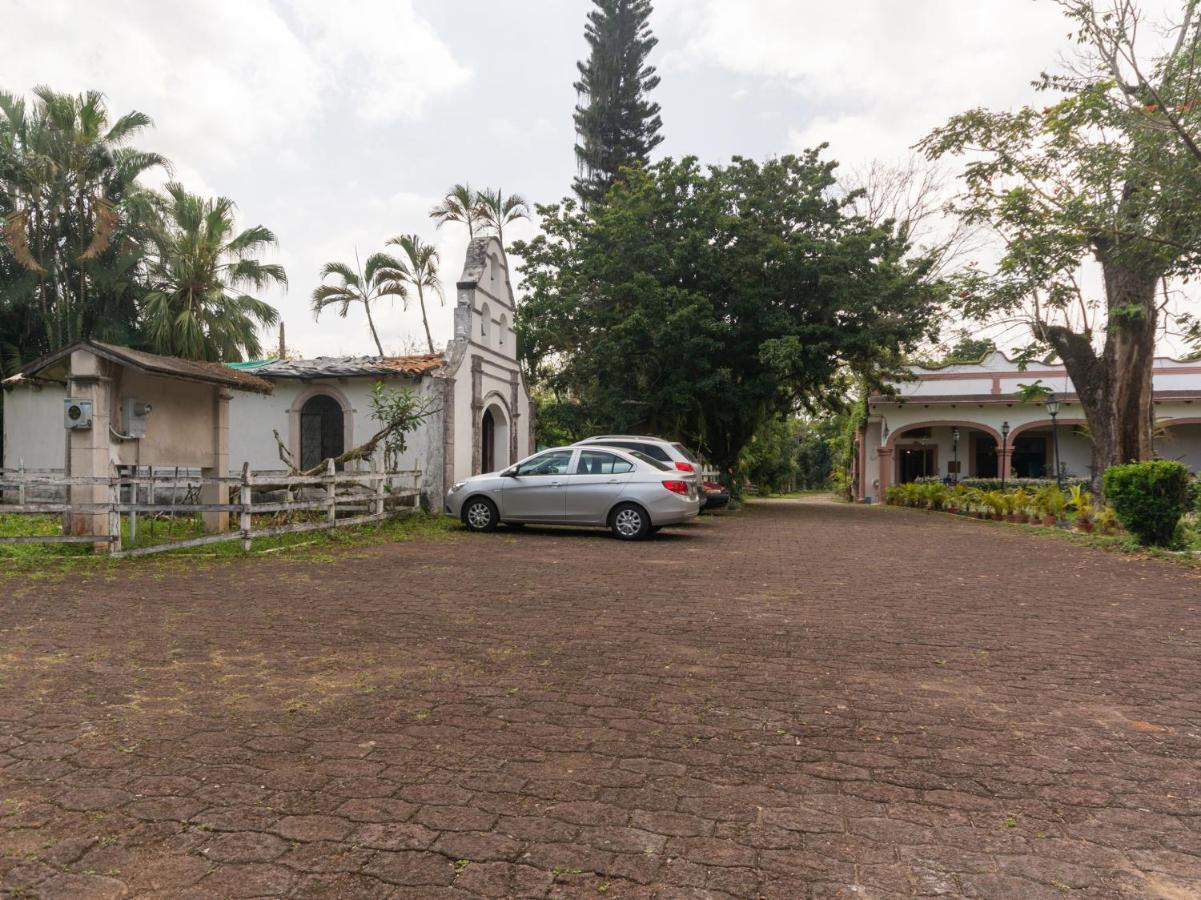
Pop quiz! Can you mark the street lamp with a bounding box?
[1000,421,1010,491]
[951,427,960,485]
[1045,393,1063,489]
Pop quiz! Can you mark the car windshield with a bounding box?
[628,450,671,471]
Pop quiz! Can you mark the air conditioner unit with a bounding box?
[122,398,153,439]
[64,399,93,430]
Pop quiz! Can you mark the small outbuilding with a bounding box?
[2,340,272,533]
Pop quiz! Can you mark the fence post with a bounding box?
[240,462,253,552]
[17,459,25,507]
[129,468,138,546]
[109,476,121,555]
[374,455,386,517]
[326,458,336,524]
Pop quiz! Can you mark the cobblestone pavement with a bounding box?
[1,500,1199,898]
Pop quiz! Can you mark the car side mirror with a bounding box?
[501,468,517,477]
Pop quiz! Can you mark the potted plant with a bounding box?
[1010,488,1031,524]
[1037,485,1067,526]
[1068,485,1094,533]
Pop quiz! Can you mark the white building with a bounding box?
[3,237,535,508]
[854,352,1201,502]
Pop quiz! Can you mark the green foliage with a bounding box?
[0,86,166,357]
[1014,380,1052,404]
[514,153,946,472]
[572,0,664,205]
[1102,460,1192,546]
[385,234,444,354]
[739,417,800,495]
[143,183,283,361]
[312,251,407,358]
[368,382,438,469]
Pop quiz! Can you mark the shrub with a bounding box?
[1102,460,1192,547]
[957,477,1088,492]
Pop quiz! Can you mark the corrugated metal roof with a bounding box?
[248,355,445,380]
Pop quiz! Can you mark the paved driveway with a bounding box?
[1,500,1199,898]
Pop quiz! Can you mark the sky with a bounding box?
[3,0,1131,359]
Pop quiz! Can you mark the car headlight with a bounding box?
[449,481,466,494]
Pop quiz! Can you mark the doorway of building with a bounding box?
[899,446,936,483]
[1011,434,1049,477]
[300,395,345,470]
[481,409,496,473]
[973,435,998,478]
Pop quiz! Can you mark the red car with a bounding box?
[701,481,730,511]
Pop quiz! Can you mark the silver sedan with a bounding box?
[445,446,702,540]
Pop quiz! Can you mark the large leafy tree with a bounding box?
[311,251,406,358]
[143,183,283,361]
[386,234,443,354]
[572,0,664,205]
[515,153,945,473]
[920,0,1201,476]
[0,86,166,357]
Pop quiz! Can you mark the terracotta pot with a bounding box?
[1042,515,1057,527]
[1015,514,1029,524]
[1076,521,1094,534]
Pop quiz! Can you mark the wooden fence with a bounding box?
[0,459,421,558]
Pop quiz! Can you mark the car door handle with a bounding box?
[607,479,620,484]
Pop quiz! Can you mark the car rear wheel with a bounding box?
[463,497,499,532]
[610,503,651,541]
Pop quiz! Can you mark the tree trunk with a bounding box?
[1102,263,1158,465]
[1040,258,1158,488]
[363,298,385,357]
[417,285,434,354]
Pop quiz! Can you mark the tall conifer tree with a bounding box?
[572,0,664,205]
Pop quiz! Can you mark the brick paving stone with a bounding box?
[2,498,1200,897]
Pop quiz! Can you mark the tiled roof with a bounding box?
[248,355,446,380]
[5,340,273,394]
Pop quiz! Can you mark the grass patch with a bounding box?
[0,510,461,577]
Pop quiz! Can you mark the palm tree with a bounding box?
[476,188,530,247]
[0,86,168,353]
[311,250,408,358]
[429,183,482,239]
[386,235,444,355]
[142,183,284,361]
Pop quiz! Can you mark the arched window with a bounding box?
[498,314,507,348]
[480,303,490,343]
[300,394,345,471]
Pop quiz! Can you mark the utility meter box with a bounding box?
[122,398,153,439]
[64,398,93,430]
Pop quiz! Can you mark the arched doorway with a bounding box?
[300,394,345,470]
[478,400,511,474]
[481,408,496,473]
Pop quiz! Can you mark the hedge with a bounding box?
[1102,460,1192,547]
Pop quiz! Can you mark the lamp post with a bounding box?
[952,427,960,485]
[1000,421,1010,491]
[1046,393,1063,489]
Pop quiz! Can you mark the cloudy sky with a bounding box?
[5,0,1107,358]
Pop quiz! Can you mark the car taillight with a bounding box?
[674,462,695,473]
[662,480,689,495]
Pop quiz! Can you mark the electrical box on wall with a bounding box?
[64,399,93,430]
[122,398,153,439]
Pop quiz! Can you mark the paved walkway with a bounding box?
[1,500,1199,898]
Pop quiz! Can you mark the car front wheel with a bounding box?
[463,497,499,532]
[610,503,651,541]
